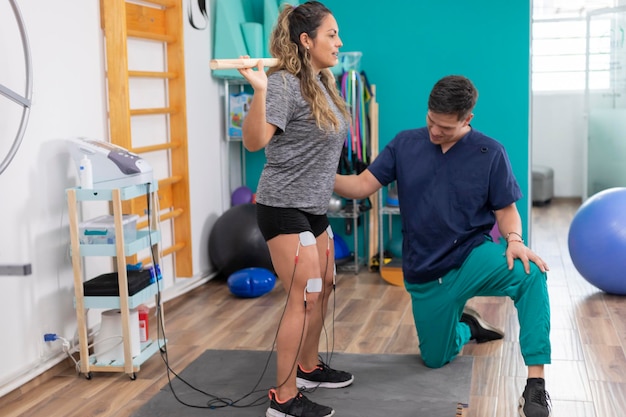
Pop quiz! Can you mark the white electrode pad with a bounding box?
[299,231,316,246]
[306,277,323,293]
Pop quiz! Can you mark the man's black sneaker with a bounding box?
[460,308,504,343]
[519,378,552,417]
[266,389,334,417]
[296,359,354,389]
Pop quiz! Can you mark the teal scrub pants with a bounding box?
[404,238,551,369]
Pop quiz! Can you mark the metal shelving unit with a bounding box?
[378,188,403,285]
[328,200,366,273]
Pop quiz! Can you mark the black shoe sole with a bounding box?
[461,310,505,343]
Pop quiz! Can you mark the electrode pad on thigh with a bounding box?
[306,277,323,293]
[299,231,316,246]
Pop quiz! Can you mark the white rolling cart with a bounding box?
[66,182,165,380]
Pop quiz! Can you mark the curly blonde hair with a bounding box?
[267,1,349,131]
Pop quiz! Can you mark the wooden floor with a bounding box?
[1,198,625,417]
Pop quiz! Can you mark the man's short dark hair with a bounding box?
[428,75,478,121]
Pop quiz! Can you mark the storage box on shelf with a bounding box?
[66,182,165,380]
[79,214,138,245]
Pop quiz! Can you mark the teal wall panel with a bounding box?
[321,0,531,232]
[212,0,249,78]
[212,0,284,78]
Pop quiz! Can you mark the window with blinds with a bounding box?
[532,0,616,91]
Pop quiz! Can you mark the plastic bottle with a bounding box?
[137,304,149,343]
[79,155,93,189]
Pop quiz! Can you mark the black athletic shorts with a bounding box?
[256,203,330,241]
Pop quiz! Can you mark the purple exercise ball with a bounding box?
[231,186,253,206]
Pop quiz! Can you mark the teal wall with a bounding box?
[245,0,531,237]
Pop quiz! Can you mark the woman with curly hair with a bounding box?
[238,2,353,417]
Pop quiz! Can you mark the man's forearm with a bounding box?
[334,174,361,199]
[334,171,381,200]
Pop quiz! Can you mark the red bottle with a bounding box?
[138,304,149,343]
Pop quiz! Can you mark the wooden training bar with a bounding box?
[210,58,278,70]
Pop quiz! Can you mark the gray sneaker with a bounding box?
[296,360,354,389]
[266,389,334,417]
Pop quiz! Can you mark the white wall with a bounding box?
[0,0,225,396]
[532,92,586,197]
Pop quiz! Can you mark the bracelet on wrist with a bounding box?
[504,232,524,243]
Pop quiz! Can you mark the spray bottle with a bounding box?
[79,155,93,189]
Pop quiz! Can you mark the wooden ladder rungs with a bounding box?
[132,142,181,154]
[162,242,186,257]
[159,175,183,187]
[129,70,177,79]
[141,0,178,8]
[127,29,175,43]
[104,0,193,278]
[136,207,182,229]
[130,107,176,116]
[139,242,186,267]
[160,208,184,222]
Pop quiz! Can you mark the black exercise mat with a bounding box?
[133,350,473,417]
